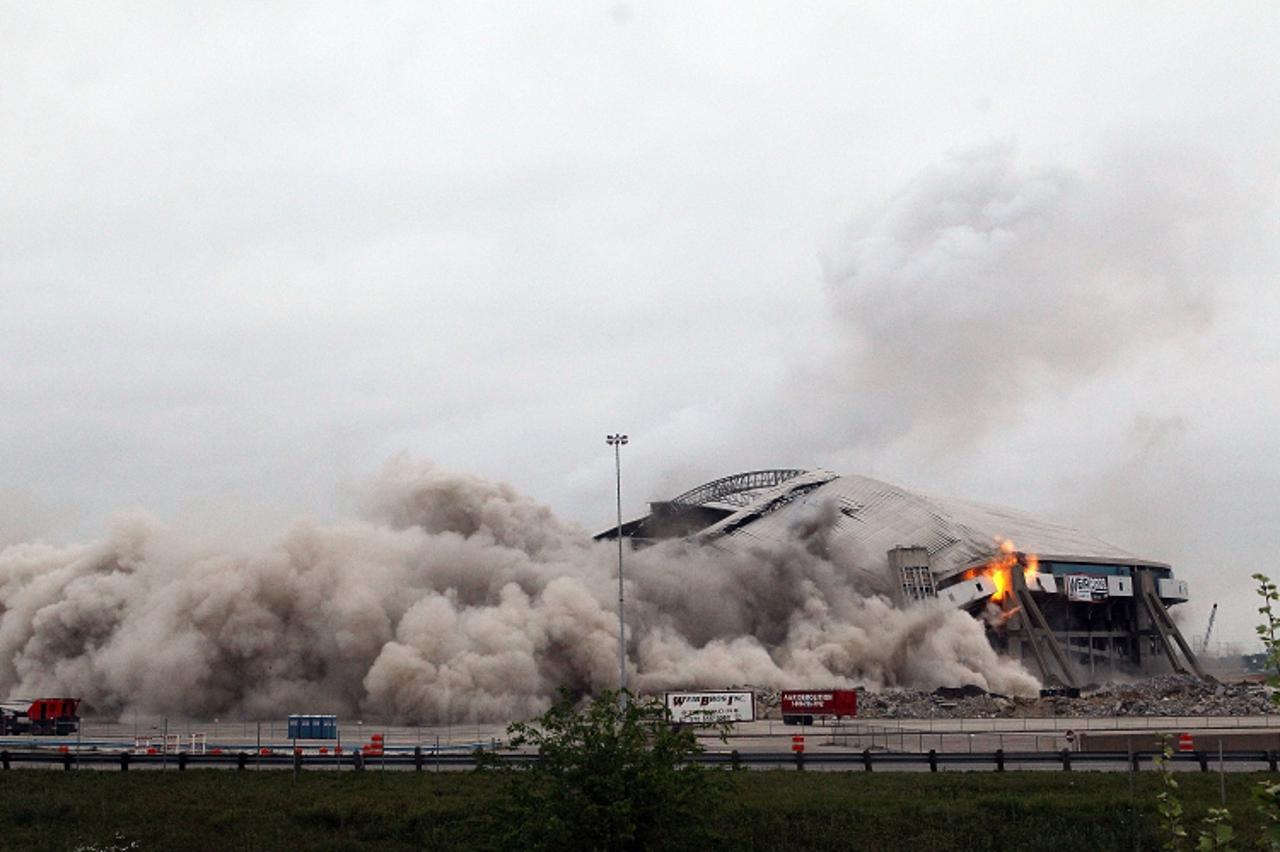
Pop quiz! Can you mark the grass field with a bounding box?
[1,769,1275,851]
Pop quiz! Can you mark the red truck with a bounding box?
[0,698,82,736]
[780,689,857,725]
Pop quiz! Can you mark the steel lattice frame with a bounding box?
[669,469,808,509]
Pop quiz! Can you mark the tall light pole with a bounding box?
[606,433,628,706]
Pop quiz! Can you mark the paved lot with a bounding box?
[2,717,509,755]
[4,714,1280,773]
[696,716,1280,755]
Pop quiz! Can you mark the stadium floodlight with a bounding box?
[606,433,629,707]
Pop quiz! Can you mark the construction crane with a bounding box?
[1199,603,1218,655]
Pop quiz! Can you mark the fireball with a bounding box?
[963,538,1039,604]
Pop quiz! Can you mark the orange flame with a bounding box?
[989,565,1011,601]
[962,538,1039,604]
[1024,552,1039,586]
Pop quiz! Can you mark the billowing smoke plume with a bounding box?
[785,143,1242,457]
[0,456,1037,721]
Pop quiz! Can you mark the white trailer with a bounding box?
[663,690,756,724]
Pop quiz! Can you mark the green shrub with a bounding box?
[476,689,724,851]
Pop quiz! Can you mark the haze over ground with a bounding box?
[2,3,1277,651]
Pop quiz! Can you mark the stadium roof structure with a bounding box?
[602,468,1168,588]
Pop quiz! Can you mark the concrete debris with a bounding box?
[752,676,1277,719]
[933,685,990,700]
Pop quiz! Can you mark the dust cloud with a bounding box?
[0,456,1037,721]
[805,142,1243,452]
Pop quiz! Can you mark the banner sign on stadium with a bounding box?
[1065,574,1109,603]
[663,691,756,723]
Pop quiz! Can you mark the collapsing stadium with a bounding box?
[597,469,1204,688]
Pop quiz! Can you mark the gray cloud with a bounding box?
[810,142,1238,451]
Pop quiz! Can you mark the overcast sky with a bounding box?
[3,2,1277,647]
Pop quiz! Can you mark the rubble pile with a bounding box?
[862,675,1275,718]
[751,676,1277,719]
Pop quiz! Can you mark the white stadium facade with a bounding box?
[598,469,1204,687]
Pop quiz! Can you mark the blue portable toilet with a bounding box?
[288,714,338,739]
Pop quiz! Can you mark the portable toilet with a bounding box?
[288,714,338,740]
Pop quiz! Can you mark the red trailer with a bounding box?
[780,689,857,725]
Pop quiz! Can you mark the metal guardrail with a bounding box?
[700,749,1280,772]
[3,748,1278,773]
[819,715,1280,734]
[0,748,493,771]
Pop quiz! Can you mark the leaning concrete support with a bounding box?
[1012,568,1079,689]
[1137,570,1207,679]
